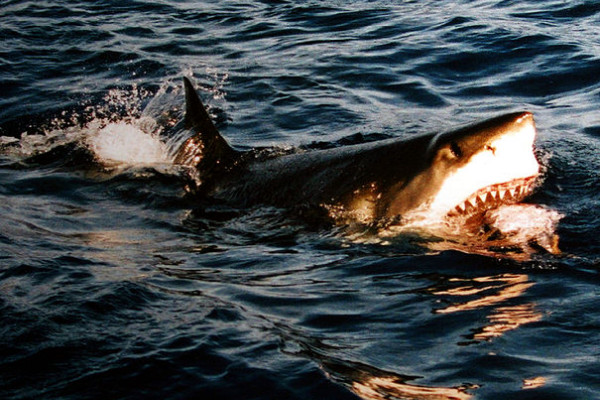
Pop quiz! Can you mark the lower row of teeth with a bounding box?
[454,184,531,214]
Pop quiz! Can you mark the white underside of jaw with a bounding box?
[428,122,539,217]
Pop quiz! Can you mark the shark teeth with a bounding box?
[449,176,537,217]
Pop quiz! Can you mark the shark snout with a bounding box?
[514,111,533,124]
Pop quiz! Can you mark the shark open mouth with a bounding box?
[448,175,538,218]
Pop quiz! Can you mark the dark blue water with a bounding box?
[2,1,600,399]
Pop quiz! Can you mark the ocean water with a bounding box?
[2,1,600,399]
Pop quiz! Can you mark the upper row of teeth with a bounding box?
[454,184,531,214]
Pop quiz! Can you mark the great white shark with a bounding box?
[174,77,540,230]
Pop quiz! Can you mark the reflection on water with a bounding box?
[428,273,542,343]
[432,274,534,314]
[424,273,546,393]
[283,321,478,400]
[350,376,473,400]
[318,359,475,400]
[471,303,542,342]
[522,376,546,390]
[288,271,550,400]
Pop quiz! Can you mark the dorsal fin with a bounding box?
[174,77,237,178]
[182,76,220,135]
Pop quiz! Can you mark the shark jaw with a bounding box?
[424,112,540,222]
[448,176,538,217]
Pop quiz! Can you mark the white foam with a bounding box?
[486,204,562,236]
[86,120,171,165]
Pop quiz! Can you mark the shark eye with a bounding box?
[450,141,462,158]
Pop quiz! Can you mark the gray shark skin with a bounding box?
[175,77,540,226]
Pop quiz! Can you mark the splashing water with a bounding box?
[86,119,171,165]
[484,204,562,254]
[0,81,187,167]
[82,83,175,166]
[486,204,561,235]
[371,203,562,259]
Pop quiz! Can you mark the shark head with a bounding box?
[379,112,540,223]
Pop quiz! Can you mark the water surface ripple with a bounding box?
[2,1,600,399]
